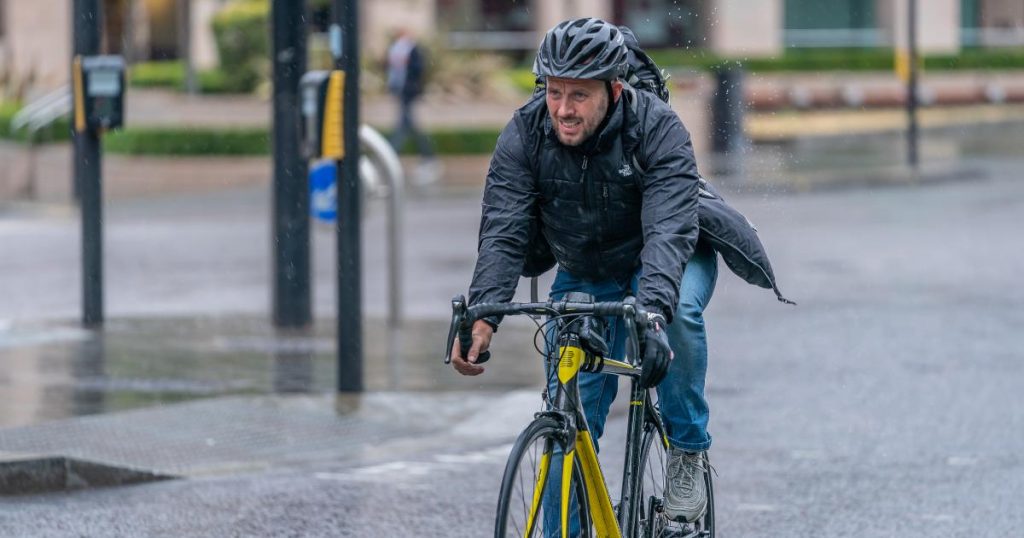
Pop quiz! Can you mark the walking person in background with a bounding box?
[386,28,441,185]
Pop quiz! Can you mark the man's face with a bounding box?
[545,77,620,146]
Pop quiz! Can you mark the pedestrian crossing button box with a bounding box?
[73,55,126,132]
[300,70,345,160]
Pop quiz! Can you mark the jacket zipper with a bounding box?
[580,156,590,211]
[579,156,600,270]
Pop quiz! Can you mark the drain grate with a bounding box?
[0,453,175,495]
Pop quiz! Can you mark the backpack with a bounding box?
[618,26,671,104]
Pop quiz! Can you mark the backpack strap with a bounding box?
[515,97,548,309]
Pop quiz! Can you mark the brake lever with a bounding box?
[623,297,642,365]
[444,294,492,365]
[444,295,466,364]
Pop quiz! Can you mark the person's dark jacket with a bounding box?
[468,89,700,323]
[401,44,426,99]
[467,88,791,328]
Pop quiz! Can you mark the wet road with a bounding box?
[1,127,1024,535]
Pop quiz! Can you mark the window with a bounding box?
[437,0,531,32]
[437,0,536,52]
[784,0,880,48]
[612,0,708,49]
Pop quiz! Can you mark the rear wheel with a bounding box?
[637,420,715,538]
[495,417,592,538]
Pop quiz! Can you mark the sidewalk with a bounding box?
[0,314,548,494]
[7,69,1024,203]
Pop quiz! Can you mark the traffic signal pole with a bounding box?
[333,0,363,393]
[906,0,919,169]
[271,0,311,328]
[73,0,103,326]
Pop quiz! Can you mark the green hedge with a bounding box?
[0,101,20,138]
[105,127,270,155]
[211,0,269,94]
[391,128,503,155]
[0,101,72,143]
[103,127,502,156]
[925,47,1024,69]
[630,47,1024,72]
[129,61,238,94]
[130,61,185,88]
[1,102,501,155]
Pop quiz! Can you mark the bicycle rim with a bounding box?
[495,417,592,538]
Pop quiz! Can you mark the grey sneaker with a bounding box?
[664,447,707,523]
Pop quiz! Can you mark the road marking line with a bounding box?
[946,456,979,466]
[736,503,780,512]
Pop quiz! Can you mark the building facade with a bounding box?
[2,0,1024,95]
[0,0,223,96]
[421,0,1024,55]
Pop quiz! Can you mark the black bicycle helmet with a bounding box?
[533,18,627,81]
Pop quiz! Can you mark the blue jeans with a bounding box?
[547,242,719,452]
[389,93,434,158]
[539,243,718,535]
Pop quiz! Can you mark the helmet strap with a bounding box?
[603,81,616,121]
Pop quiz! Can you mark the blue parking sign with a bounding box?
[309,160,337,222]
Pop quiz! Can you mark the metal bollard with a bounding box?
[711,66,746,155]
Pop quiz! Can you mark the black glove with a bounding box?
[639,314,672,389]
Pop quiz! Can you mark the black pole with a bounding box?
[333,0,362,393]
[271,0,311,328]
[73,0,103,326]
[907,0,919,169]
[711,66,745,154]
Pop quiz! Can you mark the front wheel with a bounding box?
[637,423,715,538]
[495,416,592,538]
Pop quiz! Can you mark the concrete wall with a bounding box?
[533,0,614,46]
[534,0,613,30]
[192,0,223,70]
[878,0,961,53]
[4,0,71,93]
[981,0,1024,28]
[709,0,783,57]
[365,0,436,57]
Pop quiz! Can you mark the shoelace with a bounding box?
[668,452,705,495]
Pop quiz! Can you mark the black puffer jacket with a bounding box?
[468,89,700,323]
[468,89,790,326]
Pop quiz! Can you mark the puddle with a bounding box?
[0,316,544,428]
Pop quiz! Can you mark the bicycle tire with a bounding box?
[636,421,715,538]
[495,416,593,538]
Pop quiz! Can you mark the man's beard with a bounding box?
[554,110,601,146]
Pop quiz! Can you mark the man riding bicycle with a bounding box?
[451,17,789,525]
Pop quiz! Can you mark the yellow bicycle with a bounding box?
[445,294,714,538]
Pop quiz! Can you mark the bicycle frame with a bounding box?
[443,295,672,538]
[529,326,667,538]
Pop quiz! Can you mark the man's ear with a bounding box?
[611,80,624,103]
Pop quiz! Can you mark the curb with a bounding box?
[714,163,989,195]
[0,452,174,495]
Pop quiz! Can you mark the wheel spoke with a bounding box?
[497,418,590,538]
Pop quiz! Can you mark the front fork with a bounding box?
[618,379,650,537]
